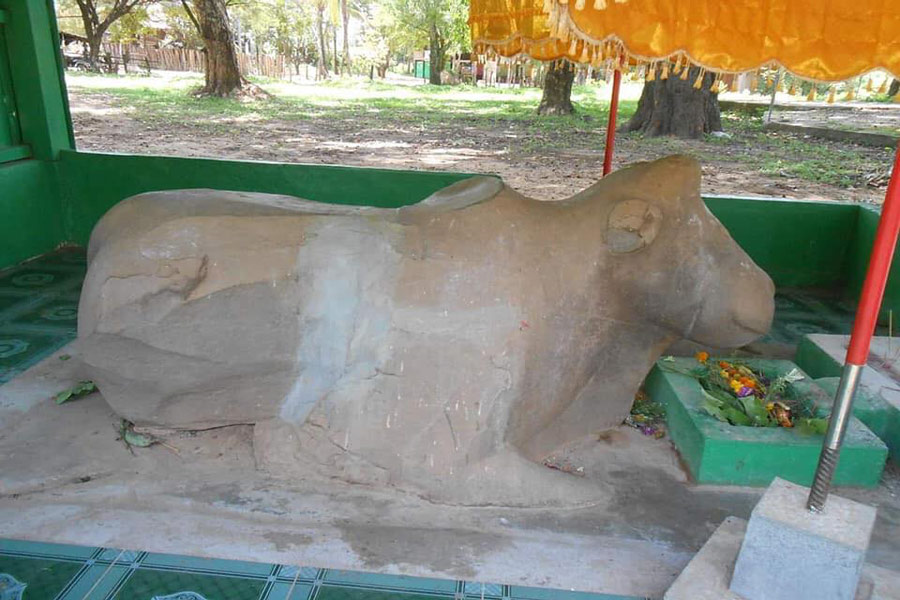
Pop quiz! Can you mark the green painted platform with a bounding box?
[795,333,900,461]
[0,538,643,600]
[644,357,887,487]
[0,247,85,384]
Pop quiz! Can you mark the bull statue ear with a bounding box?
[606,199,663,254]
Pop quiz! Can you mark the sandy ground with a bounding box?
[66,78,896,204]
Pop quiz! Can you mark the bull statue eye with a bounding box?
[606,199,663,254]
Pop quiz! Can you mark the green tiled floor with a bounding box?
[762,288,886,346]
[0,248,86,384]
[0,538,645,600]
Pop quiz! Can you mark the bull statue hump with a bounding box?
[77,155,774,506]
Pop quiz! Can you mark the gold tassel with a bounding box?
[827,87,835,104]
[807,86,816,102]
[579,43,589,63]
[845,87,855,101]
[693,68,705,89]
[766,75,773,88]
[877,79,888,95]
[594,0,608,8]
[568,38,578,56]
[672,54,682,75]
[680,62,690,80]
[574,0,585,9]
[646,63,656,82]
[777,78,785,93]
[866,78,874,93]
[660,62,669,80]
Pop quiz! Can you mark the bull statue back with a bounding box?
[77,155,774,506]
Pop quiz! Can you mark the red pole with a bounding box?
[846,144,900,365]
[602,67,621,176]
[808,142,900,512]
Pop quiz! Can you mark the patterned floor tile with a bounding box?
[0,248,86,385]
[57,564,132,600]
[0,539,650,600]
[322,570,458,594]
[315,587,455,600]
[111,568,267,599]
[0,555,84,600]
[141,553,274,577]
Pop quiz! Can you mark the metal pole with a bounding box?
[602,66,622,176]
[808,142,900,512]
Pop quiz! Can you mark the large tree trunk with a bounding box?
[340,0,351,75]
[889,79,900,98]
[194,0,242,96]
[85,33,104,71]
[537,60,575,115]
[624,66,721,138]
[428,25,444,85]
[74,0,105,71]
[332,24,339,74]
[315,2,328,80]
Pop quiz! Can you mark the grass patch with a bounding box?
[66,73,636,152]
[65,71,892,192]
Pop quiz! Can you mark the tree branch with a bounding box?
[180,0,202,37]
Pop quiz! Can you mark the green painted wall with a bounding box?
[57,150,479,245]
[0,160,65,266]
[0,0,71,267]
[0,0,73,160]
[704,196,858,288]
[844,204,900,322]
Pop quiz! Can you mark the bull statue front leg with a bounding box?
[77,155,774,507]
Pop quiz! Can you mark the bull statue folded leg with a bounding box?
[78,155,774,506]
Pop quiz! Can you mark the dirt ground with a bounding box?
[66,77,897,204]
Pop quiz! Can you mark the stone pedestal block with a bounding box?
[730,478,876,600]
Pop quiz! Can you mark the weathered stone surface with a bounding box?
[77,155,775,505]
[730,478,876,600]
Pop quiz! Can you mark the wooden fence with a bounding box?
[98,43,308,80]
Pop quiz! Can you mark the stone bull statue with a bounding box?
[78,155,774,505]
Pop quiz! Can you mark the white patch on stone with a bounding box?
[280,219,400,423]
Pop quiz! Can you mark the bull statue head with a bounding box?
[601,155,775,349]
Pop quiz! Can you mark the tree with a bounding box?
[188,0,243,96]
[537,59,575,115]
[387,0,468,85]
[624,65,722,139]
[66,0,156,70]
[315,0,329,79]
[340,0,351,74]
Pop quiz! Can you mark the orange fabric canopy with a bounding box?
[469,0,900,81]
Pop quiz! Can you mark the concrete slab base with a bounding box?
[2,347,900,598]
[665,517,900,600]
[731,478,875,600]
